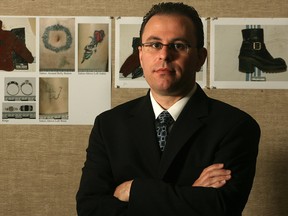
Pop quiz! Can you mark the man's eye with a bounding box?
[174,43,186,50]
[151,42,162,49]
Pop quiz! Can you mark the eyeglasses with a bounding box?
[141,41,193,54]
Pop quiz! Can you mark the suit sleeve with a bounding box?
[128,115,260,216]
[76,116,128,216]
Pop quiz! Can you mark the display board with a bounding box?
[0,16,112,125]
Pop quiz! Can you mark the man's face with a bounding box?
[139,14,206,97]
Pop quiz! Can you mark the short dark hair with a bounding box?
[139,2,204,48]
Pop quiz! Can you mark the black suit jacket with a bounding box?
[76,85,260,216]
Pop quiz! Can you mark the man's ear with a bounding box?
[196,47,207,72]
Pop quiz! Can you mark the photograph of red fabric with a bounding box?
[0,20,34,71]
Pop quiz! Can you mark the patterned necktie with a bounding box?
[155,111,174,151]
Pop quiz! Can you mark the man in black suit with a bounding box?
[76,2,260,216]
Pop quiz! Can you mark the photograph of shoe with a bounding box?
[210,18,288,89]
[238,28,287,73]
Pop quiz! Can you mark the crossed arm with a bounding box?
[114,163,231,202]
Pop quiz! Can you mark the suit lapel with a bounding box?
[127,93,161,174]
[158,86,209,179]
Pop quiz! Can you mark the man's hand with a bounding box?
[113,180,133,202]
[192,163,231,188]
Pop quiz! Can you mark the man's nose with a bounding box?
[158,46,173,61]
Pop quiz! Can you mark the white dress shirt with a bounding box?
[150,84,197,121]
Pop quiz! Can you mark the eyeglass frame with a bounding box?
[140,41,195,53]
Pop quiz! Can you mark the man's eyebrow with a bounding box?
[171,37,192,44]
[143,36,191,44]
[143,36,161,42]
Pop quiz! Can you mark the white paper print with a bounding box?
[210,18,288,89]
[0,16,112,125]
[115,17,207,88]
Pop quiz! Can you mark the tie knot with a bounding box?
[157,111,174,126]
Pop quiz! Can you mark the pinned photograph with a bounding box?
[115,17,208,88]
[0,17,36,72]
[39,18,75,72]
[210,18,288,89]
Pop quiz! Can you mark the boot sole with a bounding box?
[239,57,287,73]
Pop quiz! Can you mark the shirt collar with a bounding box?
[150,84,197,121]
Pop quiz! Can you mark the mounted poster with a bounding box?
[210,18,288,89]
[0,16,112,125]
[115,17,208,88]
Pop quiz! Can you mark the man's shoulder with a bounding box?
[113,95,147,111]
[194,87,251,118]
[99,95,148,118]
[208,97,259,126]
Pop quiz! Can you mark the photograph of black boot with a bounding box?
[238,28,287,73]
[210,18,288,89]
